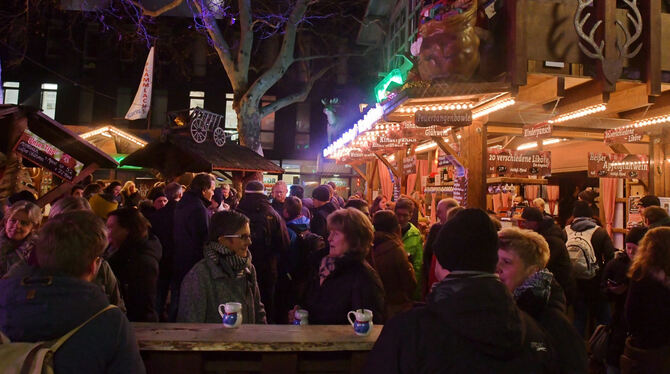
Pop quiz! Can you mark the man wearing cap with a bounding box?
[364,209,556,373]
[520,207,576,304]
[236,180,290,323]
[310,185,337,240]
[638,195,660,216]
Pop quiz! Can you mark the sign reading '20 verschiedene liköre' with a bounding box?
[415,110,472,128]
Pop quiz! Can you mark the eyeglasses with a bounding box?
[223,234,252,241]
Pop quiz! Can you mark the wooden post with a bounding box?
[37,163,99,207]
[350,164,368,183]
[374,152,400,179]
[641,0,662,98]
[461,121,488,209]
[506,0,527,90]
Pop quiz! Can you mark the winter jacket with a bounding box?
[422,223,442,297]
[402,223,423,299]
[0,230,34,278]
[601,251,631,367]
[514,270,587,374]
[147,200,177,282]
[372,231,416,320]
[625,275,670,349]
[173,190,210,285]
[122,191,141,208]
[0,272,145,374]
[271,199,286,217]
[106,234,162,322]
[89,193,119,219]
[364,273,557,373]
[301,254,385,325]
[537,220,576,304]
[236,193,290,272]
[177,244,266,324]
[566,217,615,298]
[309,202,337,241]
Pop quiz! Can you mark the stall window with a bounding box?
[40,83,58,119]
[295,102,310,150]
[189,90,205,109]
[3,82,19,105]
[225,93,239,141]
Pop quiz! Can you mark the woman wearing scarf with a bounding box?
[178,210,266,324]
[497,227,587,374]
[0,201,41,278]
[293,208,385,325]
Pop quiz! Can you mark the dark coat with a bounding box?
[270,199,285,218]
[372,232,416,320]
[122,191,141,208]
[538,220,576,304]
[107,234,162,322]
[422,223,442,297]
[515,272,587,374]
[364,274,557,374]
[301,255,385,325]
[0,273,145,374]
[147,200,177,281]
[601,251,631,366]
[309,202,337,240]
[625,275,670,349]
[173,190,210,285]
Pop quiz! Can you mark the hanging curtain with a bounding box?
[407,159,429,194]
[377,159,393,200]
[601,178,618,237]
[407,174,417,194]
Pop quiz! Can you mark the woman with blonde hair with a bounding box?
[0,201,41,277]
[622,227,670,373]
[121,181,141,208]
[293,208,385,324]
[497,227,587,373]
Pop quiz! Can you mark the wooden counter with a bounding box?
[133,323,382,374]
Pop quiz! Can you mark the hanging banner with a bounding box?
[400,121,452,139]
[453,169,468,207]
[13,129,84,182]
[488,149,552,177]
[403,155,417,175]
[587,153,649,184]
[603,127,644,144]
[125,46,155,120]
[415,110,472,128]
[523,122,553,139]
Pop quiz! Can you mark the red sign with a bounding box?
[415,110,472,128]
[13,129,84,182]
[604,127,644,144]
[453,170,468,207]
[488,149,551,177]
[523,122,553,139]
[400,122,452,139]
[403,155,417,175]
[587,153,648,184]
[336,149,375,164]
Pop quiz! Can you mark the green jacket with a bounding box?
[402,223,424,300]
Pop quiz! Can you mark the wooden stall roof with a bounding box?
[121,132,284,176]
[0,105,117,169]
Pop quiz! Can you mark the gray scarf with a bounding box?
[203,241,250,277]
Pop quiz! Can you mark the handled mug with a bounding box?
[293,309,309,326]
[218,302,243,328]
[347,309,373,336]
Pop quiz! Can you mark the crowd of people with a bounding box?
[1,177,669,373]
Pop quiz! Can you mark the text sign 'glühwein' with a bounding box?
[587,153,649,184]
[400,121,451,139]
[415,110,472,128]
[403,155,417,175]
[488,149,551,177]
[523,122,553,139]
[603,127,643,144]
[13,129,84,182]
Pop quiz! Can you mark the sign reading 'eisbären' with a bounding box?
[415,110,472,128]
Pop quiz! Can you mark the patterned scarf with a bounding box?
[319,255,340,285]
[203,241,250,277]
[513,268,554,302]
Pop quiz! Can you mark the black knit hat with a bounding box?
[8,190,37,205]
[572,200,593,218]
[625,226,647,245]
[578,190,598,204]
[244,181,265,193]
[312,185,331,202]
[147,187,166,202]
[434,208,499,273]
[521,207,543,222]
[639,195,661,208]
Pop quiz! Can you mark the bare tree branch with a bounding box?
[294,50,368,62]
[236,0,253,84]
[129,0,184,17]
[259,62,336,117]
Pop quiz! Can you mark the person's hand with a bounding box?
[288,305,300,324]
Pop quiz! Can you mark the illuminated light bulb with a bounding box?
[456,104,462,110]
[437,105,444,110]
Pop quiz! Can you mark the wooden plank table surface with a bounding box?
[133,323,382,352]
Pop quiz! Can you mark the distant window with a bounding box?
[295,103,310,150]
[189,90,205,109]
[2,82,19,105]
[40,83,58,119]
[260,96,275,150]
[225,93,238,141]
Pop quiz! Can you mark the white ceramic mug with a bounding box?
[218,302,243,328]
[293,309,309,325]
[347,309,373,336]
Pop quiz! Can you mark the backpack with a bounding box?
[286,225,325,282]
[565,226,599,279]
[0,304,116,374]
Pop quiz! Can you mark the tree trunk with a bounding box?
[237,107,263,155]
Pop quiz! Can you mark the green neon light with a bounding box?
[112,154,143,170]
[374,56,413,103]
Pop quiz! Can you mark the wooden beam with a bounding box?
[608,144,631,154]
[461,121,487,209]
[431,136,464,167]
[350,164,367,182]
[506,0,527,88]
[557,81,649,115]
[641,0,662,97]
[624,92,670,120]
[37,163,99,208]
[374,152,400,179]
[517,76,564,105]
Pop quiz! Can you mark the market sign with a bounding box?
[587,153,648,184]
[403,155,417,175]
[415,110,472,128]
[603,127,644,144]
[453,170,468,207]
[488,148,551,177]
[336,149,375,164]
[523,122,553,139]
[13,129,84,182]
[437,144,461,167]
[400,121,451,139]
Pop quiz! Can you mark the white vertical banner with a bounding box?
[125,46,155,120]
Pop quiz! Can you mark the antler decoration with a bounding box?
[574,0,604,61]
[615,0,643,59]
